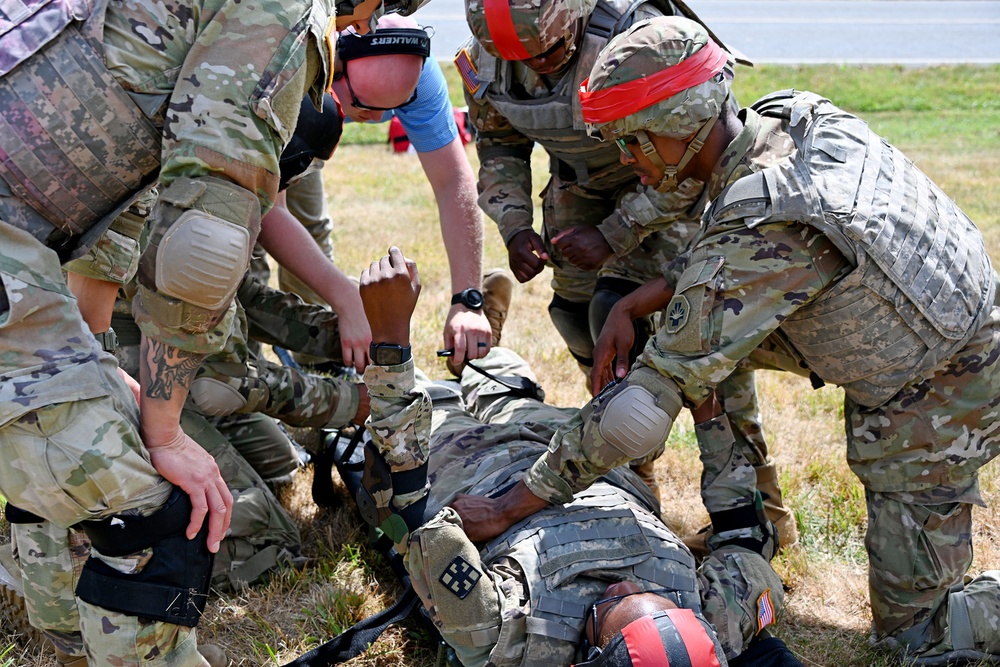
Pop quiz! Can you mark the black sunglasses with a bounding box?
[580,587,673,661]
[340,61,418,112]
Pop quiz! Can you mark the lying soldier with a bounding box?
[355,247,801,666]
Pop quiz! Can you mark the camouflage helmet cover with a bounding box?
[467,0,597,61]
[581,16,732,140]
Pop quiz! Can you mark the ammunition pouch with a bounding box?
[76,488,214,627]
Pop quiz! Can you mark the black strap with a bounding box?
[464,360,544,400]
[279,585,421,666]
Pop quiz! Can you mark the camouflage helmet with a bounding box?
[336,0,385,32]
[466,0,597,62]
[580,16,732,140]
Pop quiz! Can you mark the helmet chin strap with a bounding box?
[641,112,719,193]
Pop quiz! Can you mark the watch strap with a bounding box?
[94,328,118,353]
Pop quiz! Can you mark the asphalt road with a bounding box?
[409,0,1000,64]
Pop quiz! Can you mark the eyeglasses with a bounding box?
[339,61,418,111]
[580,587,673,661]
[614,135,640,160]
[526,37,566,63]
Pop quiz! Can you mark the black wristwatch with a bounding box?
[94,328,118,353]
[451,288,484,311]
[369,342,412,366]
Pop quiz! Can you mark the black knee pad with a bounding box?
[589,277,653,367]
[76,489,214,627]
[548,295,594,366]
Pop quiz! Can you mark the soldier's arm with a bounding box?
[466,93,536,244]
[598,182,707,258]
[129,0,333,547]
[259,192,371,371]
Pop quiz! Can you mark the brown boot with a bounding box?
[629,458,661,506]
[198,643,229,667]
[448,270,514,376]
[53,649,88,667]
[482,269,513,345]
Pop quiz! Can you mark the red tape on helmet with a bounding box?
[579,39,728,125]
[484,0,533,61]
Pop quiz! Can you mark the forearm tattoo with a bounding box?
[143,339,201,400]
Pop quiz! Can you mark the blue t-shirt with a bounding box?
[377,58,458,153]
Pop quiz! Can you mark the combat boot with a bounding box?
[198,643,229,667]
[482,268,513,345]
[682,462,798,561]
[755,461,799,550]
[53,648,88,667]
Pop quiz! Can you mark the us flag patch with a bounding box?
[454,49,481,95]
[756,588,774,632]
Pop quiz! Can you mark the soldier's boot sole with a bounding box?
[482,269,513,346]
[908,649,1000,665]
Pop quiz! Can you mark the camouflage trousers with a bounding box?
[249,169,335,369]
[1,220,206,666]
[750,311,1000,658]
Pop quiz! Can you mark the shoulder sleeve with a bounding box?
[393,58,459,153]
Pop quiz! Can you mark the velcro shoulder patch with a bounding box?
[454,48,481,96]
[439,555,482,600]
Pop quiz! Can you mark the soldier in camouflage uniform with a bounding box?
[457,16,1000,665]
[0,0,400,658]
[355,248,798,667]
[459,0,702,380]
[460,0,798,552]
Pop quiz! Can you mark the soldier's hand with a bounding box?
[591,299,635,395]
[506,229,548,283]
[360,247,421,345]
[550,226,613,271]
[444,307,492,365]
[335,291,373,372]
[145,428,233,553]
[451,480,549,542]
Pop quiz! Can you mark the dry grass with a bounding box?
[3,64,1000,667]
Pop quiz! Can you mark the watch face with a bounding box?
[372,345,403,365]
[462,289,484,309]
[370,343,410,365]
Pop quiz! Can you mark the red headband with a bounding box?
[484,0,533,61]
[579,38,728,125]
